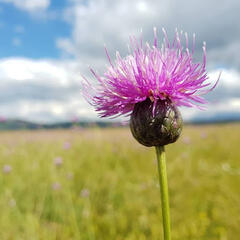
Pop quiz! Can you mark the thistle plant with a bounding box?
[83,28,218,240]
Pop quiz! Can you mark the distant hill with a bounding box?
[0,117,239,130]
[0,119,125,130]
[190,112,240,124]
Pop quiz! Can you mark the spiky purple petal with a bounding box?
[83,29,217,118]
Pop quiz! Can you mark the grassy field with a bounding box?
[0,124,239,240]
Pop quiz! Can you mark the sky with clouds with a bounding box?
[0,0,239,123]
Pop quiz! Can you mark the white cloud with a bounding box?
[208,41,240,69]
[58,0,240,70]
[0,57,97,123]
[58,0,169,60]
[181,68,240,121]
[181,97,240,122]
[209,69,240,88]
[0,99,97,123]
[0,57,83,85]
[0,57,239,123]
[0,0,50,13]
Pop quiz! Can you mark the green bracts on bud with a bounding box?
[130,98,183,147]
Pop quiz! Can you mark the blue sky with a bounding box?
[0,0,239,123]
[0,0,70,58]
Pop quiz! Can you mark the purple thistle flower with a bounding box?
[83,28,218,119]
[82,28,220,238]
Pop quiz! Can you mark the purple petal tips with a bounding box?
[83,29,217,118]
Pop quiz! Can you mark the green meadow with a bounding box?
[0,124,239,240]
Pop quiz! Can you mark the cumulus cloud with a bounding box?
[0,98,97,123]
[180,69,240,121]
[58,0,240,69]
[0,58,97,122]
[0,57,239,123]
[58,0,169,60]
[0,0,50,13]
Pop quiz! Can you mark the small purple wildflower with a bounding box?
[71,116,79,123]
[54,157,63,167]
[83,28,218,118]
[3,164,12,174]
[0,116,6,122]
[183,136,191,145]
[200,131,208,139]
[63,141,71,150]
[80,188,90,198]
[52,182,61,191]
[66,172,74,180]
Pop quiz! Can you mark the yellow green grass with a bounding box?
[0,124,240,240]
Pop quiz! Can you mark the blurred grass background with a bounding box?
[0,124,239,240]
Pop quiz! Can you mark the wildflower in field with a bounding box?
[66,172,74,180]
[200,131,208,139]
[222,163,231,172]
[80,188,90,198]
[9,198,16,208]
[0,116,6,122]
[181,152,190,159]
[2,164,12,174]
[83,28,218,147]
[63,141,71,150]
[82,208,90,218]
[71,115,79,123]
[52,182,61,191]
[54,157,63,167]
[183,136,191,144]
[83,28,218,240]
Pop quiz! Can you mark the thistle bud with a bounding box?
[130,98,183,147]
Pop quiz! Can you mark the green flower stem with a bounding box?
[155,146,171,240]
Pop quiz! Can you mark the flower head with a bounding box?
[83,28,217,118]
